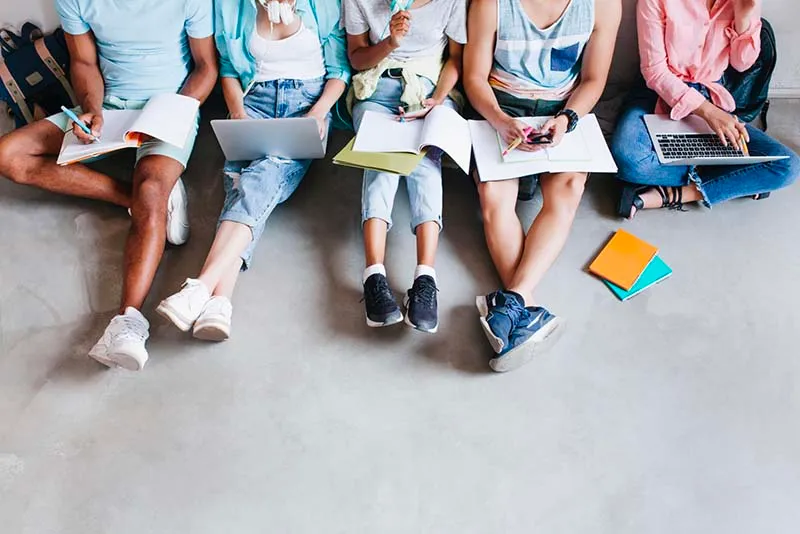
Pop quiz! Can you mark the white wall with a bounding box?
[0,0,798,94]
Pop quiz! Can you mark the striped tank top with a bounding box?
[490,0,594,101]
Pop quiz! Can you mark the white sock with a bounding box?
[414,264,437,283]
[363,263,387,284]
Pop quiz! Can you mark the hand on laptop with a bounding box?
[695,101,749,151]
[229,110,249,120]
[305,110,327,140]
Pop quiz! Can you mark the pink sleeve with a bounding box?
[637,0,707,120]
[727,9,762,72]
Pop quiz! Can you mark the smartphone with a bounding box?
[526,132,553,145]
[397,103,429,120]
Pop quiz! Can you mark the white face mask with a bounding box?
[257,0,296,25]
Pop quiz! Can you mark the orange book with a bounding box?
[589,229,658,291]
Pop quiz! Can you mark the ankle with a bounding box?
[414,264,437,283]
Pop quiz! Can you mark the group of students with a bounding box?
[0,0,796,373]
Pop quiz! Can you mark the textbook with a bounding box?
[352,106,472,173]
[57,93,199,165]
[603,255,673,301]
[333,138,427,175]
[589,229,659,291]
[469,114,618,181]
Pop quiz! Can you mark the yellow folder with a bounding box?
[333,138,426,176]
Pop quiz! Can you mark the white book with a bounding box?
[498,116,592,163]
[469,114,618,182]
[353,106,473,173]
[57,93,200,165]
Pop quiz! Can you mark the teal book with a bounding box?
[604,255,672,301]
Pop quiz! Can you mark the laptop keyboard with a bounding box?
[656,133,746,160]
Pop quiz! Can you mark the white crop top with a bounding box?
[248,23,326,82]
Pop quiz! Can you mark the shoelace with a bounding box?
[409,277,438,307]
[365,277,395,308]
[109,315,147,342]
[501,297,528,327]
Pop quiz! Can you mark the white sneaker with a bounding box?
[156,278,211,332]
[88,308,150,371]
[193,296,233,342]
[166,178,190,246]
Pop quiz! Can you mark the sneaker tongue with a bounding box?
[123,306,149,326]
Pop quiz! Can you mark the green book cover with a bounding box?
[604,255,672,301]
[333,138,426,176]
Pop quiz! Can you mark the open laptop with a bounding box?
[643,114,788,166]
[211,117,327,161]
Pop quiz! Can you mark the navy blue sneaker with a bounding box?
[476,290,527,353]
[489,306,565,373]
[363,273,403,327]
[403,275,439,333]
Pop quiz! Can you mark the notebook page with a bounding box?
[128,93,200,148]
[418,105,472,173]
[57,109,140,165]
[353,111,424,154]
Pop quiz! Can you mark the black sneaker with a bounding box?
[403,275,439,333]
[363,273,403,327]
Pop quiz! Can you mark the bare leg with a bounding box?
[415,221,439,267]
[120,155,183,311]
[477,177,524,288]
[364,218,389,266]
[507,172,586,305]
[0,120,130,206]
[211,260,243,299]
[636,184,703,213]
[196,221,252,293]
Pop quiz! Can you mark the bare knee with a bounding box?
[478,181,517,225]
[0,134,33,184]
[132,172,174,229]
[543,173,586,218]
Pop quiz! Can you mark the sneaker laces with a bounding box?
[501,296,528,327]
[108,315,148,343]
[364,276,395,307]
[409,276,438,307]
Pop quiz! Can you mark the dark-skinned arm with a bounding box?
[179,35,219,104]
[64,31,105,142]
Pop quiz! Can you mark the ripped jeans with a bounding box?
[219,78,325,269]
[611,85,800,206]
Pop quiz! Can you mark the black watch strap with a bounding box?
[556,108,579,133]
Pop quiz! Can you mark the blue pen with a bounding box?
[60,105,98,142]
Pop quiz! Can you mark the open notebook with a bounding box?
[498,116,592,163]
[57,93,199,165]
[352,106,472,173]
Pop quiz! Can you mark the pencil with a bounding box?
[740,133,749,156]
[502,127,533,157]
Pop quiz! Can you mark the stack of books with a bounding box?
[589,229,672,301]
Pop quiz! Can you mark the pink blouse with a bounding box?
[637,0,762,120]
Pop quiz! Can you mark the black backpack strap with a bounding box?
[20,23,43,43]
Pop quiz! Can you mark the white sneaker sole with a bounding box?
[365,312,404,328]
[104,347,148,372]
[88,349,117,369]
[476,296,505,353]
[489,316,565,373]
[156,301,195,332]
[402,294,438,334]
[166,179,190,246]
[193,320,230,342]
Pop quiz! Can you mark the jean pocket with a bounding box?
[299,78,325,103]
[550,43,581,72]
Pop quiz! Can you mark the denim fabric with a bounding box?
[611,86,800,207]
[352,76,453,232]
[220,79,325,269]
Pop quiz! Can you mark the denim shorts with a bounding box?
[46,95,199,168]
[220,78,326,269]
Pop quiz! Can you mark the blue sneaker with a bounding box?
[476,290,526,353]
[489,306,565,373]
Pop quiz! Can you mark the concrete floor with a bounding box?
[1,98,800,533]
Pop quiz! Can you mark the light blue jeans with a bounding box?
[612,86,800,206]
[220,78,326,269]
[352,76,455,232]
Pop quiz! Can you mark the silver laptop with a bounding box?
[643,114,788,166]
[211,117,327,161]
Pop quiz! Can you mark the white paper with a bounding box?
[353,111,424,154]
[501,116,591,163]
[418,105,472,173]
[471,114,618,182]
[57,93,199,165]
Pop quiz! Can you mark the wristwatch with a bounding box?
[555,108,580,133]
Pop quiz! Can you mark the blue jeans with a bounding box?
[352,77,454,232]
[220,78,325,269]
[611,86,800,206]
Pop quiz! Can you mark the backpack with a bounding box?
[723,18,776,129]
[0,23,78,128]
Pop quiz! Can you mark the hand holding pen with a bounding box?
[61,106,101,144]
